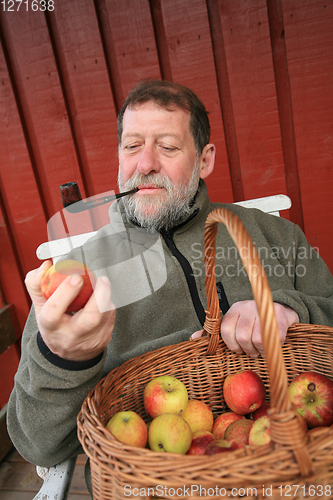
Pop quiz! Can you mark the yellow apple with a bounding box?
[106,410,147,448]
[143,375,188,419]
[148,413,192,454]
[248,415,271,446]
[180,399,214,433]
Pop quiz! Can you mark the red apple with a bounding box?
[143,376,188,419]
[289,371,333,428]
[41,259,96,312]
[212,412,245,440]
[106,410,147,448]
[252,401,271,420]
[148,413,192,454]
[223,370,266,415]
[224,418,253,446]
[180,399,214,433]
[186,430,215,455]
[204,439,243,455]
[248,415,271,446]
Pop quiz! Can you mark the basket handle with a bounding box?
[202,208,313,477]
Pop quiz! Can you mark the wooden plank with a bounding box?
[0,344,20,409]
[0,305,18,355]
[96,0,161,107]
[0,406,13,463]
[46,0,120,226]
[0,449,90,497]
[217,0,288,202]
[0,9,87,222]
[152,0,233,203]
[282,0,333,272]
[0,36,48,273]
[266,0,304,229]
[0,305,20,409]
[0,203,30,332]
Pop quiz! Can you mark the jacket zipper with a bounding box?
[161,230,206,327]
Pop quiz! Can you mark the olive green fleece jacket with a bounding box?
[7,181,333,471]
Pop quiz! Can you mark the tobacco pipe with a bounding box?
[60,182,138,213]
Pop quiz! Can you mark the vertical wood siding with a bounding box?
[0,0,332,407]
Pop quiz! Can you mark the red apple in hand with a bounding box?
[41,259,96,312]
[212,412,245,439]
[223,370,266,415]
[143,376,188,419]
[187,430,215,455]
[180,399,214,433]
[224,418,253,446]
[289,371,333,428]
[106,411,147,448]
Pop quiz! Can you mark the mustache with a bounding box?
[120,173,174,193]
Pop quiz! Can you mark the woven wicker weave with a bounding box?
[77,208,333,499]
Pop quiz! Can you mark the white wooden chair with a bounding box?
[32,194,291,499]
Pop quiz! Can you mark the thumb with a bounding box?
[25,260,53,315]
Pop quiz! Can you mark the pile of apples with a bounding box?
[105,370,333,456]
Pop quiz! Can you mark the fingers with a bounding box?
[38,274,116,362]
[221,303,260,358]
[38,273,84,329]
[220,301,299,358]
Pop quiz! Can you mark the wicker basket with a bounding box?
[77,208,333,500]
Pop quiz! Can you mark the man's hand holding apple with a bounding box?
[25,260,116,362]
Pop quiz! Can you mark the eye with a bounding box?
[124,143,141,152]
[160,144,179,153]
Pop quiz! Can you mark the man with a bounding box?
[7,79,333,478]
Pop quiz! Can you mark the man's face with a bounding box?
[118,101,202,231]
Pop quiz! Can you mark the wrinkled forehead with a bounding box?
[121,101,192,138]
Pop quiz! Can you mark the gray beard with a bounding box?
[118,162,200,233]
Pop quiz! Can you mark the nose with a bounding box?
[137,144,161,176]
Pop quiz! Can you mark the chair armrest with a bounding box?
[33,456,77,500]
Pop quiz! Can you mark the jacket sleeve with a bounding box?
[269,222,333,327]
[6,307,106,467]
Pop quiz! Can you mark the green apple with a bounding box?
[248,415,271,446]
[143,375,188,419]
[106,410,147,448]
[148,413,192,454]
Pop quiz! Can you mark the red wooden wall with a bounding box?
[0,0,332,409]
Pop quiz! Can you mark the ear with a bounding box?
[198,144,216,179]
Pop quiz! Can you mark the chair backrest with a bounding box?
[36,194,291,262]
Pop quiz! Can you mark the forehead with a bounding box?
[122,101,192,136]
